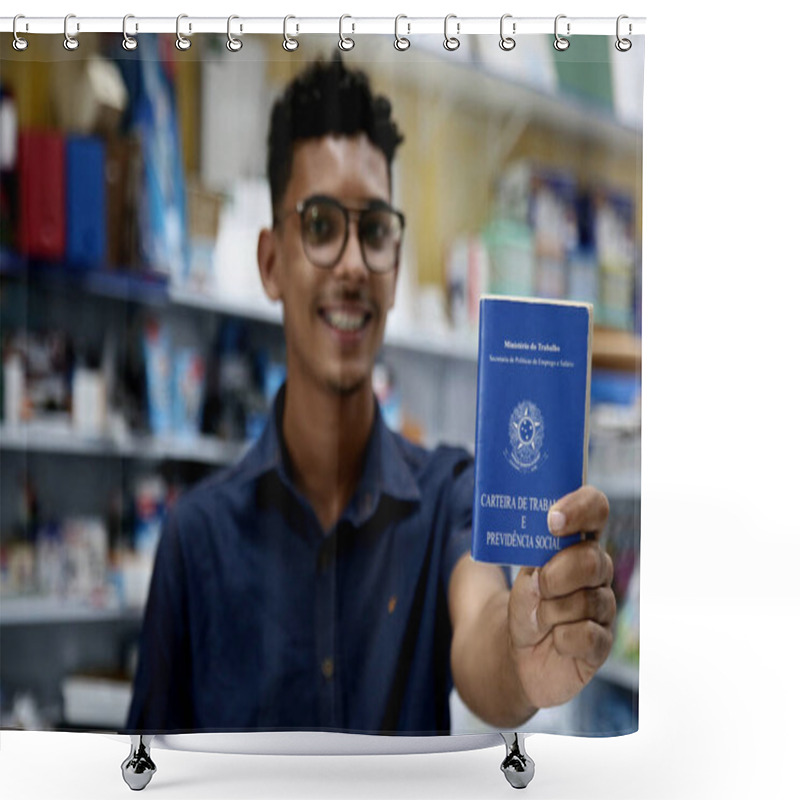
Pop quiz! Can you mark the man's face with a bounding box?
[260,133,398,397]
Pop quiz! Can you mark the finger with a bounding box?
[509,568,549,648]
[537,586,616,631]
[539,542,613,599]
[547,485,610,538]
[552,619,614,668]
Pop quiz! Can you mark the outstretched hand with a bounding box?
[507,485,615,709]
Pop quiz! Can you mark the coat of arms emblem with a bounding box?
[504,400,545,473]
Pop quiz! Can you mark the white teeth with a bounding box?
[324,310,368,332]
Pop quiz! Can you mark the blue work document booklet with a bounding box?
[471,296,593,567]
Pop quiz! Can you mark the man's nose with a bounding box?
[332,218,369,281]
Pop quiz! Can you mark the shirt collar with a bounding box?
[239,383,421,524]
[236,384,285,483]
[346,395,421,525]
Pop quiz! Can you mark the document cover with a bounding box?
[471,296,593,567]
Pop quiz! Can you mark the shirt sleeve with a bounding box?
[442,454,512,591]
[124,508,193,733]
[441,455,475,587]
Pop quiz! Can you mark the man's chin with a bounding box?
[324,372,369,398]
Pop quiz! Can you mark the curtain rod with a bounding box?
[1,15,646,37]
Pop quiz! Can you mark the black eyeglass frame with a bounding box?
[283,194,406,274]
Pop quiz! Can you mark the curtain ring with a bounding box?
[63,13,79,51]
[227,15,243,52]
[615,14,632,52]
[176,13,191,51]
[394,15,410,51]
[12,15,29,51]
[553,14,570,51]
[500,14,516,51]
[444,14,460,51]
[338,15,355,51]
[122,14,138,51]
[283,15,299,51]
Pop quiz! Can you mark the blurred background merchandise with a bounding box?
[1,33,641,736]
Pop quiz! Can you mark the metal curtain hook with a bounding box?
[283,15,299,51]
[339,15,355,51]
[394,15,410,51]
[227,15,243,51]
[615,14,632,51]
[12,14,29,51]
[500,14,516,51]
[176,13,191,50]
[63,13,79,51]
[444,14,460,51]
[122,14,138,51]
[553,14,570,51]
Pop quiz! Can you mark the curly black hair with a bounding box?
[267,55,404,214]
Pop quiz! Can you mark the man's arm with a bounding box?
[126,511,193,733]
[448,485,616,729]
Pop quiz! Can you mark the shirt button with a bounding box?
[321,657,334,680]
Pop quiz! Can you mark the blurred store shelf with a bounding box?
[0,595,142,626]
[0,423,248,466]
[0,249,170,305]
[2,253,640,371]
[592,326,642,373]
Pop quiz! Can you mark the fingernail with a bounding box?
[548,509,566,533]
[531,570,540,596]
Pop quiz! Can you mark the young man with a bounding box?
[126,58,615,735]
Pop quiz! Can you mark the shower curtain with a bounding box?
[0,19,643,744]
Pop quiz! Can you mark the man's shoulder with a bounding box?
[389,429,474,488]
[168,449,259,533]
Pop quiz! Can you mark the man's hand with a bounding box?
[507,485,615,709]
[449,484,615,728]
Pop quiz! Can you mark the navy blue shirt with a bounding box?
[126,387,475,735]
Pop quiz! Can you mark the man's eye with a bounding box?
[362,216,392,247]
[306,211,337,243]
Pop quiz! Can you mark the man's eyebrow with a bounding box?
[361,197,395,209]
[296,193,396,212]
[323,195,395,210]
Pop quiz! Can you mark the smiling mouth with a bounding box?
[319,308,372,334]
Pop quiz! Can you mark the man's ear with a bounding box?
[257,227,282,301]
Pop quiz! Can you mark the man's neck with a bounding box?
[281,374,375,534]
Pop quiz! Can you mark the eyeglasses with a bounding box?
[285,194,405,274]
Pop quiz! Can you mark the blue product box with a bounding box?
[172,347,206,438]
[142,319,172,436]
[66,136,107,268]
